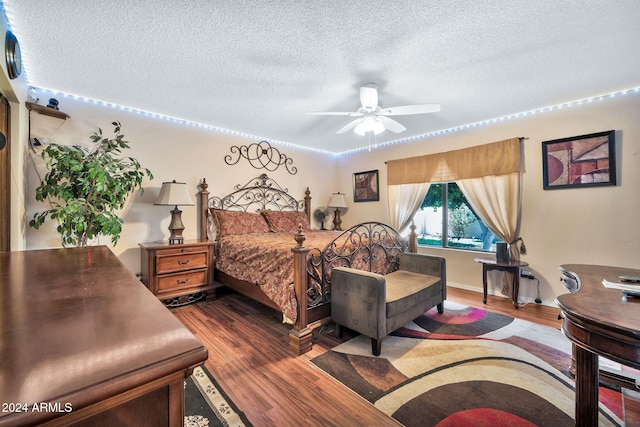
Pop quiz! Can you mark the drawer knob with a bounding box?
[177,278,190,284]
[177,258,191,265]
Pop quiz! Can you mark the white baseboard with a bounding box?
[446,282,557,308]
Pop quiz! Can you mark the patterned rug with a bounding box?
[185,366,252,427]
[310,302,624,426]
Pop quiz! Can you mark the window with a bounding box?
[413,182,498,252]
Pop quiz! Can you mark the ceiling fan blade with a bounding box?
[378,103,441,116]
[306,111,359,116]
[360,84,378,110]
[377,116,406,133]
[336,118,363,134]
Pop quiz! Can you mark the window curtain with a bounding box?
[387,138,521,185]
[456,172,522,259]
[387,137,523,256]
[387,182,431,233]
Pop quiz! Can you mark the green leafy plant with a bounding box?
[449,204,477,240]
[29,122,153,247]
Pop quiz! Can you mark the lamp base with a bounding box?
[168,206,185,244]
[169,236,184,245]
[332,208,343,231]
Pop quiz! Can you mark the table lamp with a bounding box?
[155,180,194,244]
[328,192,348,231]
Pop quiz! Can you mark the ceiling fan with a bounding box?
[307,83,440,135]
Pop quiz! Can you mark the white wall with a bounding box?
[25,96,339,273]
[16,82,640,306]
[336,93,640,305]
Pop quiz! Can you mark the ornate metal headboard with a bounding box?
[209,174,305,212]
[198,174,311,240]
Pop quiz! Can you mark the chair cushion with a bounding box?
[384,270,441,318]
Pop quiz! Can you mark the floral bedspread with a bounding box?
[215,230,341,323]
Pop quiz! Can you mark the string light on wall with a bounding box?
[27,84,640,157]
[27,87,339,157]
[345,85,640,154]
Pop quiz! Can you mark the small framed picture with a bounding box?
[353,170,379,202]
[542,130,616,190]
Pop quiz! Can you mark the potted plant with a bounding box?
[30,121,153,247]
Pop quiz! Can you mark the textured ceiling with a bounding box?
[4,0,640,154]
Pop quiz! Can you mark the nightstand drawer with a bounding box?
[156,251,208,274]
[157,269,208,292]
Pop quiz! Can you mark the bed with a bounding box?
[197,174,415,355]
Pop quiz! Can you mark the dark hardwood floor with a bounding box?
[171,286,631,426]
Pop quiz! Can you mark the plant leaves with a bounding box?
[29,122,153,247]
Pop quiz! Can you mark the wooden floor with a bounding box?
[171,287,634,426]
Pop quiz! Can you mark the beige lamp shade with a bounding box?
[328,192,348,209]
[328,192,347,231]
[155,180,194,207]
[154,180,193,244]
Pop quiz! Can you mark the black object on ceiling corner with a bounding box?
[5,30,22,80]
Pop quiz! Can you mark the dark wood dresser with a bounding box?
[0,246,208,426]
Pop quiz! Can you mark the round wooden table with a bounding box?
[556,264,640,426]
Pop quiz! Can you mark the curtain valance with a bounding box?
[387,137,521,185]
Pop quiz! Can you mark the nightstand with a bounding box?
[139,240,216,307]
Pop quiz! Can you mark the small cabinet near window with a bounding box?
[139,240,216,307]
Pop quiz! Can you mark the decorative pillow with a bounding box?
[261,210,311,233]
[212,209,270,237]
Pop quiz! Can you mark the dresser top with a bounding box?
[139,239,215,250]
[0,246,207,421]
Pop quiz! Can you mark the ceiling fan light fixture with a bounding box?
[354,116,385,135]
[354,119,369,135]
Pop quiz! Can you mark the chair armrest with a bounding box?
[331,267,387,338]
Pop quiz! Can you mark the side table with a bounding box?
[474,257,529,308]
[140,240,216,307]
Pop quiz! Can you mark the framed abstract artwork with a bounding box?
[542,130,616,190]
[353,170,379,202]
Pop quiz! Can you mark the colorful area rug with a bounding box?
[310,302,624,426]
[185,366,252,427]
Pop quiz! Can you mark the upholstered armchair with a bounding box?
[331,253,446,356]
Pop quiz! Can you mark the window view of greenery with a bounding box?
[413,182,497,252]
